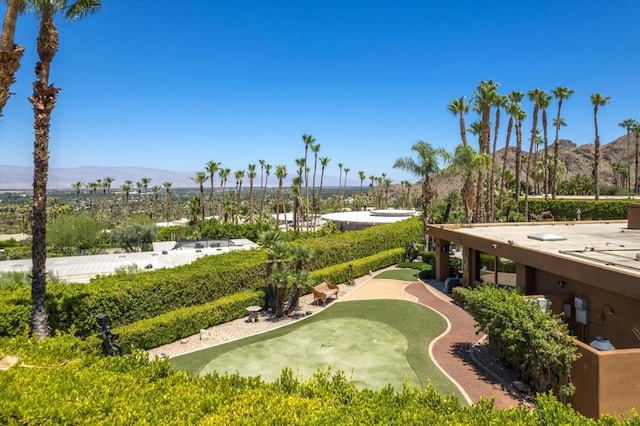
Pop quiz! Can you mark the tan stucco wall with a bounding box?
[570,340,640,418]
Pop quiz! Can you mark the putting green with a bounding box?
[171,300,465,401]
[200,318,420,390]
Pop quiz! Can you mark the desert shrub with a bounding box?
[455,285,579,398]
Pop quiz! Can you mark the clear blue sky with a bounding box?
[1,0,639,185]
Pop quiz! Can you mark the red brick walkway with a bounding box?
[404,281,522,409]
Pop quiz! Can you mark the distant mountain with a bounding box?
[0,165,348,190]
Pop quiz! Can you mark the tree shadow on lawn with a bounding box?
[171,299,466,402]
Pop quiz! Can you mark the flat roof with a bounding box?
[431,221,640,276]
[322,209,419,224]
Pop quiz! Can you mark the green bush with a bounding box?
[524,199,633,221]
[115,290,264,350]
[454,285,580,398]
[0,335,620,424]
[310,248,405,285]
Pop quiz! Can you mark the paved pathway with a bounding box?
[338,275,521,408]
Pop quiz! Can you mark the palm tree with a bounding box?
[337,162,344,194]
[551,87,574,198]
[473,80,499,222]
[393,141,446,246]
[162,181,172,221]
[488,94,507,221]
[318,157,330,218]
[247,163,256,223]
[538,92,552,198]
[619,119,637,192]
[590,93,611,200]
[0,0,24,117]
[28,0,101,340]
[498,92,523,211]
[310,143,320,213]
[513,107,527,210]
[358,170,366,192]
[234,169,244,209]
[71,181,82,205]
[301,134,315,221]
[343,167,350,193]
[259,163,271,219]
[218,167,230,217]
[205,160,221,216]
[446,144,491,223]
[122,180,132,205]
[283,245,314,316]
[150,185,160,218]
[524,88,547,218]
[257,229,283,310]
[192,171,207,221]
[447,95,471,146]
[275,165,287,230]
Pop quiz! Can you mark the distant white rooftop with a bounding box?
[322,209,419,225]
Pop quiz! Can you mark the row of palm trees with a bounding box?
[443,80,634,224]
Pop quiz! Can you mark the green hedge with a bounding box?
[454,285,580,398]
[523,199,634,221]
[0,335,628,424]
[0,219,421,338]
[309,248,405,285]
[115,290,264,350]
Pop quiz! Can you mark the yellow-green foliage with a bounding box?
[525,199,633,221]
[310,248,404,284]
[115,290,264,350]
[0,335,628,424]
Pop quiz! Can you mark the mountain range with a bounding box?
[0,134,635,191]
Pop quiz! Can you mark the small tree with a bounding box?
[110,223,157,253]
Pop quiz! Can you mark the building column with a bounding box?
[434,238,450,281]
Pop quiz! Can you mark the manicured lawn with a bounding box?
[171,299,465,401]
[374,268,422,281]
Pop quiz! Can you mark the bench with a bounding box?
[312,281,339,306]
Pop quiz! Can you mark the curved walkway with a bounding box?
[338,276,520,408]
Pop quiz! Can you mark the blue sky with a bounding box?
[1,0,639,185]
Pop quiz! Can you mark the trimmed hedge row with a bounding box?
[115,290,264,351]
[0,335,626,424]
[309,248,405,285]
[524,199,634,221]
[1,219,421,338]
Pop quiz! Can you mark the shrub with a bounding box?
[455,285,580,398]
[310,248,405,285]
[115,290,264,350]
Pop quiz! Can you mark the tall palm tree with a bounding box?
[71,181,82,205]
[619,119,637,192]
[498,92,523,211]
[162,181,172,221]
[358,170,366,192]
[551,86,574,198]
[513,107,527,210]
[337,162,344,193]
[29,0,101,339]
[343,167,350,193]
[234,169,244,209]
[473,80,499,222]
[447,95,471,146]
[393,141,446,246]
[0,0,24,117]
[488,94,507,221]
[247,163,256,223]
[590,93,611,200]
[205,160,221,216]
[259,163,271,219]
[538,92,552,198]
[524,88,547,218]
[301,134,315,220]
[318,157,330,219]
[192,171,207,221]
[122,180,132,205]
[446,143,491,223]
[218,167,230,217]
[275,164,287,230]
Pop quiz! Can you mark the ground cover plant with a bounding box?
[2,334,634,424]
[170,299,464,401]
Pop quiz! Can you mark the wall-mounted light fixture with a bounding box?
[491,244,497,249]
[599,304,615,323]
[558,281,566,289]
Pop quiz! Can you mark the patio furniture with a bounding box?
[312,281,339,306]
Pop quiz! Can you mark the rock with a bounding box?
[180,338,189,344]
[200,329,210,340]
[512,380,531,393]
[0,355,20,371]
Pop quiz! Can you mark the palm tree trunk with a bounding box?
[552,99,564,199]
[29,12,60,340]
[542,109,549,198]
[594,108,600,200]
[488,108,501,222]
[0,0,24,117]
[635,132,639,194]
[514,120,523,210]
[498,117,513,211]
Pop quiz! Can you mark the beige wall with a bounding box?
[570,340,640,418]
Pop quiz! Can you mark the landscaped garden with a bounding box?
[171,299,465,401]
